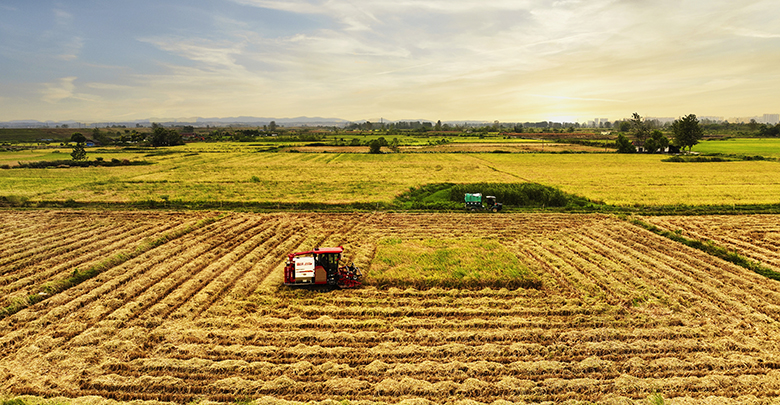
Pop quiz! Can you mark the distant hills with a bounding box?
[0,116,495,128]
[0,116,351,128]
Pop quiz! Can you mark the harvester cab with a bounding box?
[485,196,502,212]
[465,193,503,212]
[283,246,362,289]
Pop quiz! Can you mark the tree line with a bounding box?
[616,113,703,153]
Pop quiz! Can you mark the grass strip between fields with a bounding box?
[6,196,780,216]
[0,213,227,319]
[629,217,780,282]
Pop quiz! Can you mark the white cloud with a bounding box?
[139,36,245,70]
[6,0,780,121]
[85,82,136,91]
[40,77,102,105]
[731,28,780,39]
[41,77,77,103]
[56,36,84,61]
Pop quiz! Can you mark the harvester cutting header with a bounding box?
[283,246,362,289]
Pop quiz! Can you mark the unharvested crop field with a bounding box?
[3,210,780,404]
[2,146,780,206]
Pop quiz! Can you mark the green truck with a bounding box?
[464,193,503,212]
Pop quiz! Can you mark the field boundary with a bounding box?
[629,216,780,282]
[5,198,780,217]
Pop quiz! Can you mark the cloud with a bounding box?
[139,36,246,71]
[6,0,780,122]
[56,36,84,61]
[85,82,136,91]
[40,77,102,104]
[41,77,77,103]
[529,94,625,103]
[731,28,780,38]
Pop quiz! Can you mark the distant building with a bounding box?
[646,117,676,125]
[594,118,609,127]
[762,114,779,125]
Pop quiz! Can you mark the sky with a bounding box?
[1,0,779,123]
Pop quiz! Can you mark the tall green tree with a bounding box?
[150,123,184,147]
[615,133,636,153]
[671,114,704,152]
[630,112,650,150]
[368,139,382,154]
[70,132,87,161]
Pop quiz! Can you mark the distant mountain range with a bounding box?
[0,116,350,128]
[0,116,493,128]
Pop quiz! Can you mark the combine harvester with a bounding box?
[283,246,362,290]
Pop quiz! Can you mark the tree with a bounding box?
[390,137,399,152]
[434,120,442,131]
[644,130,670,153]
[759,123,780,137]
[268,121,277,132]
[91,128,113,146]
[70,132,87,161]
[615,133,636,153]
[671,114,703,152]
[630,112,650,150]
[150,123,184,147]
[368,139,382,154]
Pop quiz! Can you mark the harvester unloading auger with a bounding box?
[283,246,362,289]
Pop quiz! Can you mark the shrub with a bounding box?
[448,183,592,208]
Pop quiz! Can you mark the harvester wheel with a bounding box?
[491,207,499,213]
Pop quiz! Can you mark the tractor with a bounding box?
[465,193,503,212]
[283,246,362,289]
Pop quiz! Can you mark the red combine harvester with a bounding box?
[283,246,362,289]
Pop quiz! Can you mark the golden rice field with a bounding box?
[3,210,780,404]
[2,146,780,206]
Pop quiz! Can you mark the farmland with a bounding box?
[2,144,780,207]
[3,210,780,404]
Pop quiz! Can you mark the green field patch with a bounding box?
[367,237,540,290]
[662,153,774,163]
[4,159,149,169]
[693,138,780,158]
[395,182,599,210]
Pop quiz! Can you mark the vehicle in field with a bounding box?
[464,193,503,212]
[283,246,362,289]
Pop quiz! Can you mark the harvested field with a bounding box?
[2,211,780,404]
[644,215,780,272]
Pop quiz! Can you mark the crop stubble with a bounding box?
[1,211,780,404]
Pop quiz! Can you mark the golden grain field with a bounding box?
[2,211,780,404]
[3,148,780,206]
